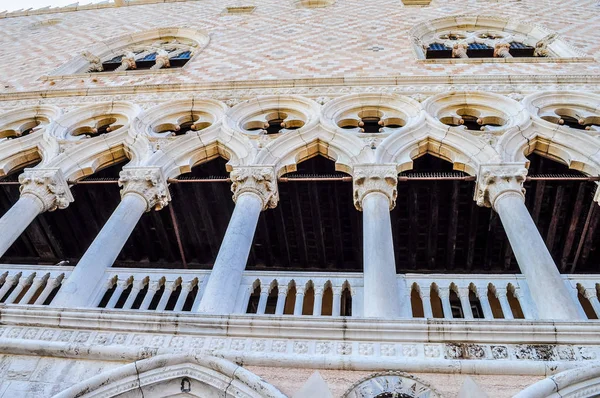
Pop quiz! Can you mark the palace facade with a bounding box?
[0,0,600,396]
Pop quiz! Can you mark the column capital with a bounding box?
[230,166,278,210]
[278,286,288,296]
[352,164,398,211]
[19,168,74,212]
[475,164,528,209]
[118,167,170,211]
[314,286,324,296]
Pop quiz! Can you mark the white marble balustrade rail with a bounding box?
[0,264,73,306]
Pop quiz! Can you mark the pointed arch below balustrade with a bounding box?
[515,363,600,398]
[0,105,62,176]
[54,354,286,398]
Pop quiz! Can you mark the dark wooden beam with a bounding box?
[289,184,309,266]
[561,183,586,272]
[330,183,345,267]
[572,202,597,273]
[272,206,292,268]
[191,184,220,260]
[408,184,418,270]
[466,204,479,270]
[172,185,206,264]
[531,181,545,225]
[309,182,327,266]
[482,211,497,271]
[427,184,439,269]
[578,205,600,269]
[446,181,459,270]
[545,185,565,253]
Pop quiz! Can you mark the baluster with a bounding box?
[477,285,494,319]
[293,287,305,316]
[123,278,147,309]
[191,277,207,312]
[20,274,49,304]
[34,275,64,305]
[106,278,129,309]
[313,286,324,316]
[156,280,178,311]
[439,290,453,319]
[458,288,474,319]
[275,286,288,315]
[6,273,35,304]
[421,291,433,318]
[140,280,161,310]
[497,290,514,320]
[332,287,342,317]
[584,289,600,319]
[95,277,117,307]
[256,289,269,315]
[174,281,194,312]
[513,288,532,319]
[0,272,21,301]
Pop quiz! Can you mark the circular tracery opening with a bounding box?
[153,112,213,136]
[336,109,406,134]
[241,110,305,135]
[375,394,413,398]
[70,116,124,138]
[541,108,600,132]
[0,119,43,139]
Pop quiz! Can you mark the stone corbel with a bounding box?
[19,168,74,212]
[353,164,398,211]
[230,166,279,210]
[474,164,528,209]
[118,167,171,211]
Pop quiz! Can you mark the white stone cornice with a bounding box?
[352,164,398,211]
[118,167,170,211]
[474,164,528,209]
[230,166,279,210]
[18,168,73,212]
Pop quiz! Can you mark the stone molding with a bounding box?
[353,164,398,211]
[230,166,279,210]
[118,167,171,211]
[18,168,74,212]
[474,164,528,209]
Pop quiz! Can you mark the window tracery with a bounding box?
[0,106,60,141]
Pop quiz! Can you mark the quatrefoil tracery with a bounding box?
[337,109,406,134]
[540,107,600,132]
[242,110,305,135]
[152,112,213,137]
[0,118,45,139]
[439,108,507,132]
[68,114,126,139]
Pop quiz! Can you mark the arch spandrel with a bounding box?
[53,354,286,398]
[342,371,442,398]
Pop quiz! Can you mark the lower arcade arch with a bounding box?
[54,354,286,398]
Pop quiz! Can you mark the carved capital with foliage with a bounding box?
[19,168,73,212]
[118,167,170,211]
[230,166,278,210]
[353,164,398,211]
[475,164,528,209]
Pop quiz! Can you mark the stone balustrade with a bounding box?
[0,264,72,306]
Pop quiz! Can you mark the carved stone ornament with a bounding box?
[353,164,398,211]
[118,167,170,211]
[18,168,74,212]
[475,165,528,209]
[230,167,279,210]
[342,371,442,398]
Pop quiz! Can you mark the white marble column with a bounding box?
[458,288,474,319]
[353,164,402,318]
[476,165,583,320]
[20,274,49,305]
[140,280,161,310]
[198,167,278,315]
[477,286,494,319]
[257,290,269,315]
[313,287,323,316]
[496,290,514,320]
[275,286,288,315]
[123,279,147,310]
[422,293,434,318]
[5,274,34,304]
[439,290,454,319]
[52,167,170,308]
[34,275,64,305]
[156,281,177,311]
[106,279,129,309]
[332,287,342,317]
[174,281,194,312]
[294,287,305,315]
[0,168,73,258]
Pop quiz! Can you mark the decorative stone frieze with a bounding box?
[475,164,528,209]
[118,167,170,211]
[230,167,279,210]
[353,164,398,211]
[18,168,73,212]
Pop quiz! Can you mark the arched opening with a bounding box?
[265,283,278,315]
[284,283,296,315]
[341,282,352,316]
[577,284,598,320]
[449,287,463,318]
[114,281,133,309]
[181,282,199,311]
[487,284,504,318]
[165,282,182,311]
[469,285,484,319]
[321,283,333,316]
[97,278,117,308]
[506,284,525,319]
[303,284,315,315]
[430,284,444,318]
[411,283,424,318]
[246,281,261,314]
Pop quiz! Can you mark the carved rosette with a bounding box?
[475,165,528,209]
[118,167,170,211]
[353,165,398,211]
[230,167,279,210]
[18,168,74,212]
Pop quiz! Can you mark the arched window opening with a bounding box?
[181,283,199,312]
[303,285,315,316]
[449,288,463,318]
[265,285,278,315]
[341,284,352,316]
[487,285,504,318]
[243,111,305,135]
[337,109,405,133]
[69,116,124,138]
[321,284,333,316]
[97,279,117,308]
[411,283,424,318]
[148,283,165,310]
[95,42,197,73]
[469,287,484,319]
[430,285,444,318]
[131,282,149,310]
[284,283,296,315]
[577,285,598,320]
[114,282,133,309]
[506,285,525,319]
[426,43,452,59]
[165,284,182,311]
[246,283,261,314]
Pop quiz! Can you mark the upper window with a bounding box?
[411,16,587,61]
[49,28,209,76]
